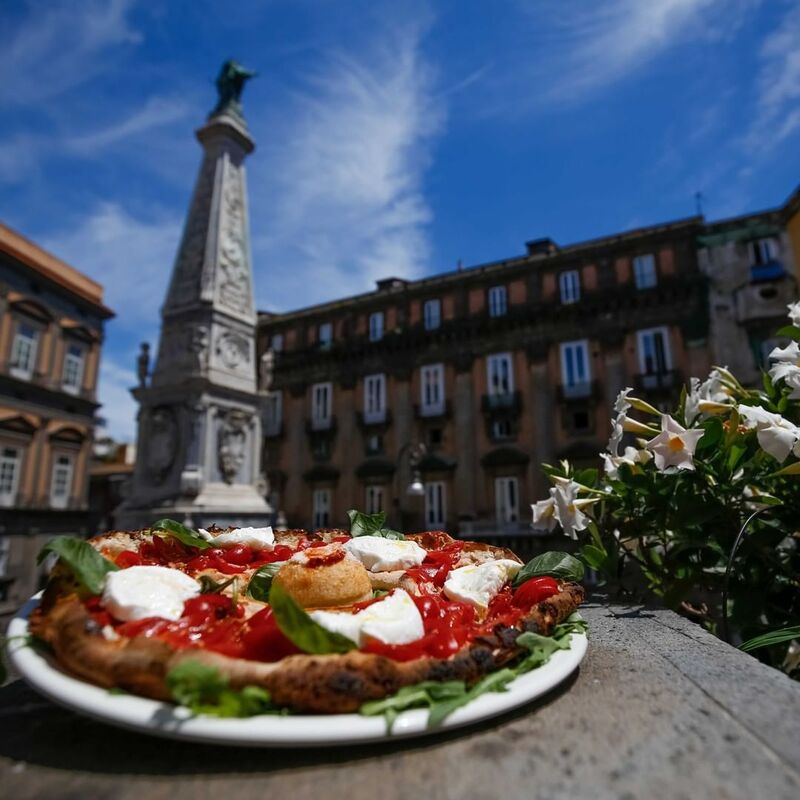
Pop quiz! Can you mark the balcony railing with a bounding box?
[415,400,450,419]
[356,409,392,429]
[306,415,336,433]
[557,380,598,401]
[481,391,522,414]
[635,370,681,393]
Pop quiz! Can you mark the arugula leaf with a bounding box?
[37,536,119,594]
[268,580,357,654]
[513,551,585,586]
[166,660,285,718]
[360,612,588,731]
[198,574,238,595]
[150,518,211,550]
[246,562,285,601]
[347,509,404,540]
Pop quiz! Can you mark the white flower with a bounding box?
[685,369,734,423]
[769,342,800,399]
[601,446,651,479]
[531,481,596,539]
[738,405,800,462]
[788,301,800,327]
[614,388,633,415]
[645,415,705,471]
[531,497,557,532]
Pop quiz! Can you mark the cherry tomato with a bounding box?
[513,577,559,608]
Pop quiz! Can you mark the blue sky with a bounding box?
[2,0,799,440]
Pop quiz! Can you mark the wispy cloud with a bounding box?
[0,0,140,106]
[492,0,756,111]
[96,358,139,440]
[250,19,444,311]
[744,3,800,151]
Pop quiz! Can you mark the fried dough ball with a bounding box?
[273,545,372,608]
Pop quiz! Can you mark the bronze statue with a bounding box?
[211,59,257,118]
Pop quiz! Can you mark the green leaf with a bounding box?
[573,468,598,488]
[727,443,747,473]
[696,417,723,451]
[37,536,119,595]
[150,518,211,550]
[269,580,357,654]
[775,325,800,340]
[360,680,466,731]
[246,562,285,602]
[739,625,800,653]
[579,544,608,572]
[198,574,238,595]
[347,509,404,539]
[513,551,585,586]
[166,660,283,718]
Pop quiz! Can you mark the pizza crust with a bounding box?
[29,582,584,713]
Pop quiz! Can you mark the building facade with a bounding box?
[0,223,113,623]
[258,217,711,536]
[698,190,799,386]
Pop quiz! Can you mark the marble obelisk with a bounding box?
[118,61,271,528]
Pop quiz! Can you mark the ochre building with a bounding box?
[257,217,712,535]
[0,223,113,623]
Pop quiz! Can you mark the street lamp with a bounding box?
[394,441,427,525]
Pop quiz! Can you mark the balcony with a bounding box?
[415,400,450,419]
[356,409,392,430]
[556,380,600,402]
[480,391,522,414]
[307,415,336,433]
[735,271,797,324]
[634,370,681,394]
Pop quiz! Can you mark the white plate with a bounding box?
[7,596,587,747]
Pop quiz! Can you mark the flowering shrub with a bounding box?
[533,302,800,676]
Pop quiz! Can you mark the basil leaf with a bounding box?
[513,551,584,586]
[246,562,285,602]
[166,660,285,718]
[348,509,405,540]
[150,518,211,550]
[37,536,119,595]
[268,580,357,654]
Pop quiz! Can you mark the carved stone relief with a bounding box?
[216,329,250,370]
[218,408,251,484]
[217,167,252,315]
[157,324,210,374]
[146,406,178,482]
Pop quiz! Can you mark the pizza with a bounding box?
[28,516,585,718]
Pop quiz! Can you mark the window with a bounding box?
[50,454,74,510]
[318,323,333,348]
[271,333,284,352]
[488,285,507,317]
[366,485,384,515]
[0,537,9,577]
[312,488,331,529]
[0,447,21,507]
[487,353,514,397]
[311,382,333,429]
[427,427,443,447]
[423,299,441,330]
[559,270,581,304]
[420,363,445,416]
[424,481,446,529]
[10,322,38,380]
[263,391,282,436]
[62,343,85,393]
[366,433,383,456]
[369,311,384,342]
[491,418,513,440]
[571,409,591,433]
[749,238,776,265]
[364,373,386,423]
[560,340,591,398]
[637,327,672,376]
[495,477,520,523]
[633,254,657,289]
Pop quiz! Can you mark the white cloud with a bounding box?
[499,0,756,109]
[249,20,444,311]
[745,3,800,151]
[96,357,139,440]
[41,202,181,333]
[0,0,140,106]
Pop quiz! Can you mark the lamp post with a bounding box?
[394,441,427,529]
